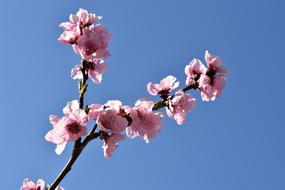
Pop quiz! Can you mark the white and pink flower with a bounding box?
[102,133,125,158]
[147,75,179,96]
[58,8,101,45]
[73,25,111,61]
[69,8,100,28]
[185,51,228,101]
[58,8,111,62]
[184,58,207,86]
[97,109,128,134]
[45,100,88,155]
[58,25,81,44]
[20,179,45,190]
[126,98,163,143]
[200,51,228,101]
[20,178,64,190]
[166,91,196,125]
[88,100,128,134]
[71,59,107,84]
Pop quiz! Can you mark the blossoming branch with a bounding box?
[20,8,228,190]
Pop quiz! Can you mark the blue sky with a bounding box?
[0,0,284,189]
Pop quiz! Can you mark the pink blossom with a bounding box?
[147,75,179,96]
[205,50,224,72]
[45,100,88,155]
[184,51,228,101]
[58,26,81,44]
[126,98,163,143]
[88,100,126,120]
[185,58,207,86]
[105,100,123,113]
[205,50,227,77]
[71,64,83,80]
[199,51,228,101]
[199,73,227,101]
[58,8,101,45]
[73,25,111,61]
[88,59,107,84]
[166,91,196,125]
[105,100,131,118]
[71,59,107,84]
[103,133,125,158]
[58,20,80,44]
[97,108,128,134]
[20,178,64,190]
[63,99,80,115]
[69,8,100,28]
[198,75,216,101]
[20,179,45,190]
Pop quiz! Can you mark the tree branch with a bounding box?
[48,124,99,190]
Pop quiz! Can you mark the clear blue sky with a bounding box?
[0,0,284,189]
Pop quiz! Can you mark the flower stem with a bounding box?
[79,60,89,109]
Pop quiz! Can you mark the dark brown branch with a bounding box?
[79,60,89,109]
[48,124,99,190]
[182,83,198,93]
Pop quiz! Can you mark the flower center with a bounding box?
[65,122,81,134]
[206,68,216,78]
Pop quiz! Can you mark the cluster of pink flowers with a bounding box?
[59,8,111,84]
[45,51,226,159]
[93,99,163,158]
[22,8,228,190]
[45,99,163,158]
[47,8,228,160]
[185,50,228,101]
[45,50,228,157]
[20,179,63,190]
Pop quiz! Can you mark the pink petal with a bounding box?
[71,65,83,80]
[63,100,80,115]
[36,179,45,190]
[160,75,179,90]
[21,178,36,190]
[205,50,224,71]
[68,109,88,127]
[166,91,196,125]
[147,82,160,96]
[88,60,107,84]
[103,134,125,159]
[55,141,67,155]
[134,98,154,112]
[88,104,103,120]
[69,14,79,23]
[58,30,78,44]
[49,115,60,125]
[105,100,123,113]
[59,22,75,30]
[185,58,207,86]
[97,109,128,133]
